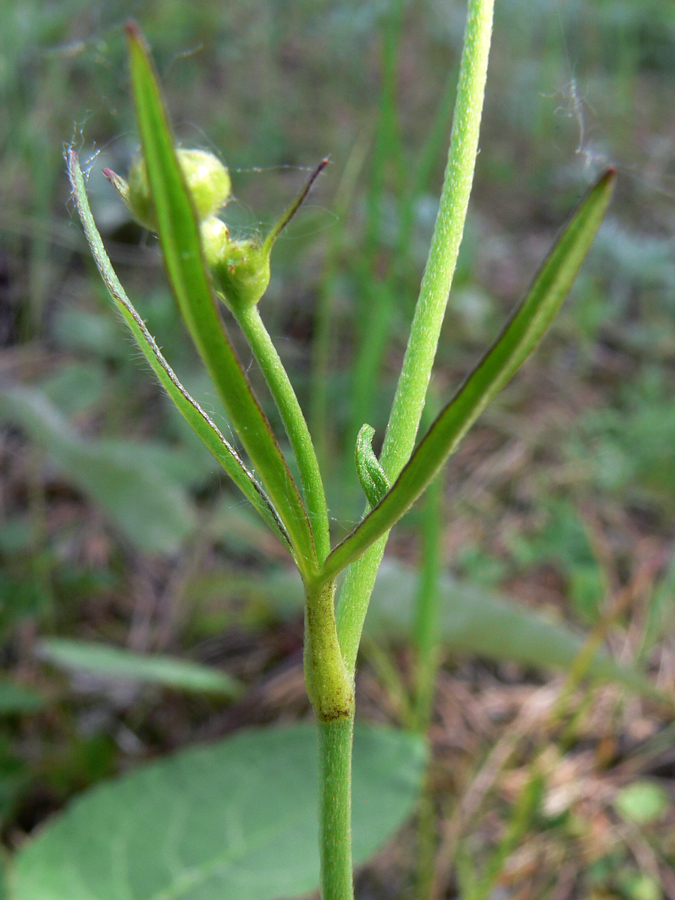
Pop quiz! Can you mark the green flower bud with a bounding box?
[105,149,231,232]
[199,160,329,312]
[201,216,271,312]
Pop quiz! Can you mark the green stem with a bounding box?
[304,579,354,722]
[412,470,444,900]
[412,471,444,733]
[380,0,494,479]
[415,773,437,900]
[317,716,355,900]
[236,305,331,563]
[336,0,494,672]
[303,579,355,900]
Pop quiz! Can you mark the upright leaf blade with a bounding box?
[324,169,616,579]
[126,24,315,574]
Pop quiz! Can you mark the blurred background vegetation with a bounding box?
[1,0,674,897]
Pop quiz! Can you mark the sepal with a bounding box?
[105,148,231,232]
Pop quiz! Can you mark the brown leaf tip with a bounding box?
[125,20,141,40]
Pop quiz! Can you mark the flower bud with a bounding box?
[201,217,271,312]
[105,149,231,232]
[199,159,328,313]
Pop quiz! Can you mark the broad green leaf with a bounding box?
[9,725,425,900]
[367,560,661,699]
[0,384,194,555]
[125,26,315,573]
[37,639,242,698]
[0,682,44,716]
[324,169,616,579]
[67,152,289,551]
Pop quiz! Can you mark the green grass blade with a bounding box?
[38,638,242,697]
[324,168,616,579]
[125,23,315,574]
[68,151,291,551]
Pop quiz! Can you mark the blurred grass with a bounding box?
[1,0,674,895]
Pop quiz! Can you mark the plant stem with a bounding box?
[304,579,354,722]
[68,152,292,551]
[303,578,355,900]
[317,716,355,900]
[380,0,494,478]
[324,166,615,582]
[236,304,331,563]
[416,773,438,900]
[412,470,444,733]
[336,0,495,672]
[412,470,444,900]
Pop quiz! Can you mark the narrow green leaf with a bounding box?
[9,725,425,900]
[67,151,290,550]
[37,638,242,697]
[125,24,315,574]
[324,169,616,579]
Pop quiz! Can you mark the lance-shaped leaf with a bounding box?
[37,638,242,697]
[125,23,315,574]
[323,168,616,580]
[68,151,290,551]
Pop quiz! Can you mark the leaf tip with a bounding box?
[66,149,80,190]
[102,167,129,201]
[263,157,331,254]
[125,19,142,41]
[125,20,151,62]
